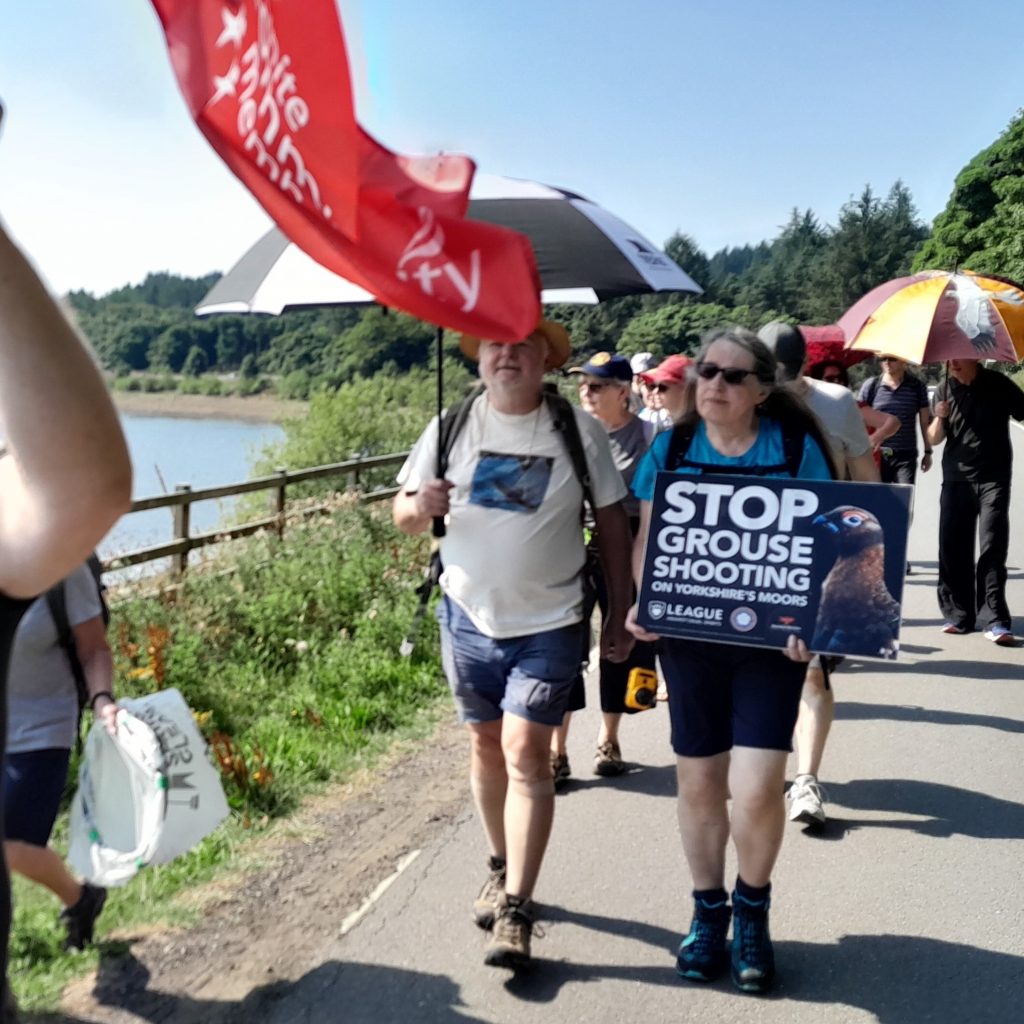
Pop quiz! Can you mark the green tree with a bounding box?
[915,110,1024,280]
[182,345,209,377]
[617,302,741,358]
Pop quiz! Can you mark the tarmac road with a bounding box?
[252,423,1024,1024]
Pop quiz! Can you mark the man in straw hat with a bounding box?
[394,321,633,970]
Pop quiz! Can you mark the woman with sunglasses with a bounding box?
[627,327,835,995]
[637,353,691,427]
[550,353,660,780]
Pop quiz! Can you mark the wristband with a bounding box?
[89,690,114,710]
[924,449,933,455]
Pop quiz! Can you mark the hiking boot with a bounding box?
[594,740,625,777]
[473,857,506,930]
[787,773,826,826]
[676,897,731,982]
[484,894,537,969]
[550,752,571,788]
[60,882,107,951]
[731,892,775,994]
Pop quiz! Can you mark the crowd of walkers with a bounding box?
[394,316,1024,993]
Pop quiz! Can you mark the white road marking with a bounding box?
[339,849,422,936]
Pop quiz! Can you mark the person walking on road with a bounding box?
[4,564,118,952]
[927,358,1024,643]
[393,322,633,970]
[553,353,659,780]
[628,327,834,995]
[759,323,884,829]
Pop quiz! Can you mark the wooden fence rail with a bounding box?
[104,451,410,577]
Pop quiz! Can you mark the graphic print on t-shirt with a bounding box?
[469,452,553,512]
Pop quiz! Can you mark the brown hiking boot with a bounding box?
[594,740,625,777]
[473,857,506,930]
[484,894,537,969]
[550,752,571,789]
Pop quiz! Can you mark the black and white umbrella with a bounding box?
[196,174,702,315]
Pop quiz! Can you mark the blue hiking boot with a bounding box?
[731,891,775,994]
[676,897,731,982]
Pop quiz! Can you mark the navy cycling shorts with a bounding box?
[3,748,71,846]
[659,639,805,757]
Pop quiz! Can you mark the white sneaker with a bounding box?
[787,774,827,825]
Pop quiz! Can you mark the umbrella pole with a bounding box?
[433,325,446,539]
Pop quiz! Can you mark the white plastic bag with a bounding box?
[68,688,230,886]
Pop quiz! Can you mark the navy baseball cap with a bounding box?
[568,352,633,382]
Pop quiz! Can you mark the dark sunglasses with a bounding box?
[879,355,901,363]
[695,362,757,386]
[648,381,678,393]
[822,373,844,383]
[578,380,611,392]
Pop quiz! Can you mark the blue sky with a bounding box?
[3,1,1024,296]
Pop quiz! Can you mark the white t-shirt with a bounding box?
[7,563,103,753]
[398,396,626,638]
[803,378,872,478]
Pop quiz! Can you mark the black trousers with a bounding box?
[880,448,918,487]
[937,479,1012,631]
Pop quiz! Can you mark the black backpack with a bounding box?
[45,553,110,744]
[666,419,807,477]
[402,384,593,654]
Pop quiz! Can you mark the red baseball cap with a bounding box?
[639,353,692,386]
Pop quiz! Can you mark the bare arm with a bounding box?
[592,500,635,663]
[0,223,132,596]
[392,479,453,535]
[71,615,117,735]
[626,500,661,642]
[860,407,899,448]
[927,400,949,447]
[918,407,934,472]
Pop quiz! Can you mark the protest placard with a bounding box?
[636,473,912,660]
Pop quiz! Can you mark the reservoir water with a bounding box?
[100,414,285,568]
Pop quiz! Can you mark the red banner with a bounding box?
[151,0,541,340]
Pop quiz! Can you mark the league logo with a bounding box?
[647,601,667,621]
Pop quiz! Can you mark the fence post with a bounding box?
[346,453,360,493]
[171,484,192,580]
[271,466,288,538]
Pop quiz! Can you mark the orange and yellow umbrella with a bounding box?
[838,270,1024,365]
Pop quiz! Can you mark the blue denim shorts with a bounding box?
[3,747,71,846]
[437,597,586,726]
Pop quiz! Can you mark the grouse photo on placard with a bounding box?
[810,506,900,659]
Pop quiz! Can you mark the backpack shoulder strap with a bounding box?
[437,384,485,478]
[45,581,90,750]
[863,375,880,407]
[542,386,594,511]
[666,421,698,471]
[781,423,807,478]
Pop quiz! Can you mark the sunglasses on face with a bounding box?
[578,380,611,393]
[695,362,757,386]
[879,356,901,363]
[822,373,843,383]
[648,381,679,393]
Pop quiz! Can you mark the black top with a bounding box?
[0,595,29,744]
[936,367,1024,482]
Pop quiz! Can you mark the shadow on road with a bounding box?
[557,761,676,799]
[56,950,487,1024]
[51,931,1022,1024]
[836,700,1024,734]
[822,778,1024,839]
[842,656,1024,682]
[506,933,1020,1024]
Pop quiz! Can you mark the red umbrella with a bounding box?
[800,325,873,371]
